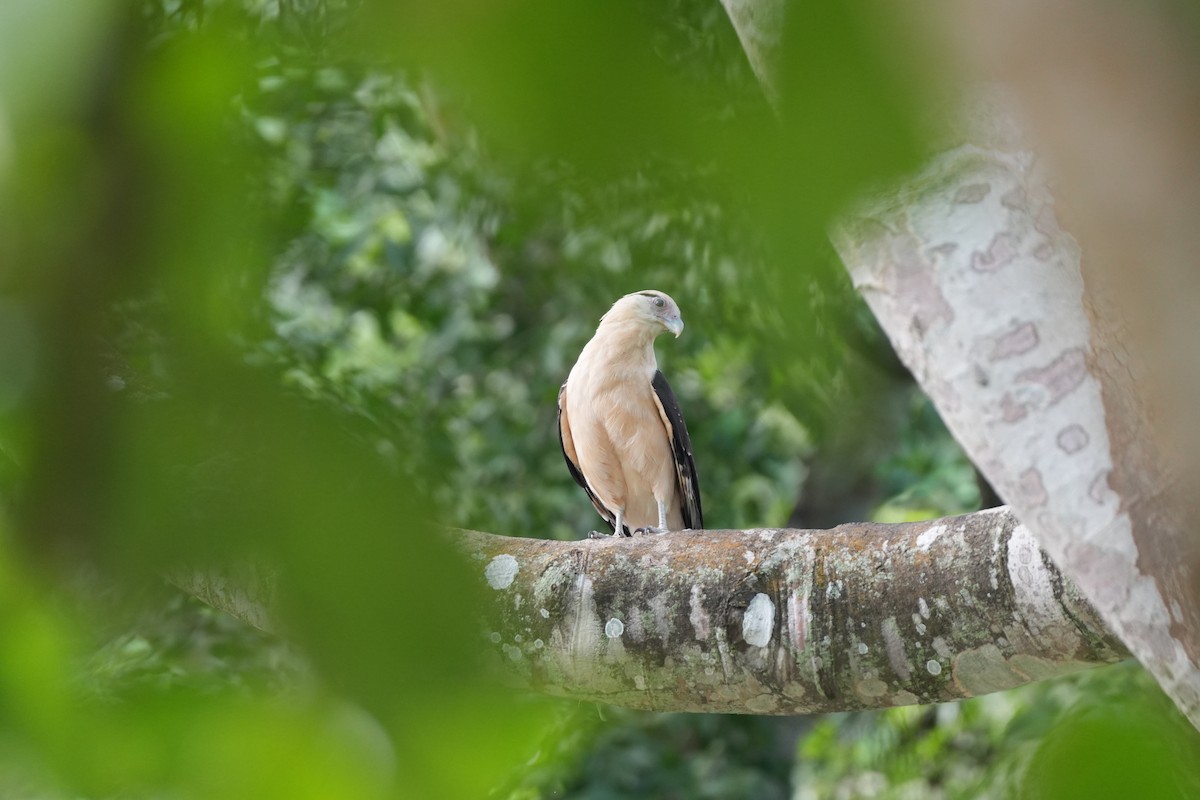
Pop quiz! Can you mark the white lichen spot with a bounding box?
[881,617,912,681]
[742,593,775,647]
[484,554,519,590]
[826,581,842,600]
[634,675,647,690]
[918,597,930,619]
[566,574,603,658]
[650,592,673,641]
[605,618,625,638]
[1007,523,1084,653]
[744,550,755,565]
[533,639,544,650]
[916,523,946,551]
[1170,599,1184,623]
[926,659,942,676]
[932,637,951,658]
[489,632,501,644]
[539,608,550,619]
[787,590,808,651]
[514,593,523,610]
[502,643,523,661]
[514,634,522,643]
[912,615,927,635]
[747,694,778,713]
[690,585,711,641]
[857,642,869,655]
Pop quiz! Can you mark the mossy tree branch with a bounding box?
[175,507,1125,715]
[463,506,1124,714]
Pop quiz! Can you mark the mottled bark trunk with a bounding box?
[938,0,1200,731]
[832,141,1200,730]
[829,44,1200,734]
[722,0,1200,729]
[466,508,1124,714]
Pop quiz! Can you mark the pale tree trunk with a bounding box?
[833,140,1200,722]
[718,0,784,106]
[720,0,1200,727]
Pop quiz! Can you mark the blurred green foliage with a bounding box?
[792,663,1200,800]
[1,1,1199,799]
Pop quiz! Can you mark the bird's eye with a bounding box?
[654,297,665,308]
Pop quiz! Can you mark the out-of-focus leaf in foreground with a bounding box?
[1,4,553,798]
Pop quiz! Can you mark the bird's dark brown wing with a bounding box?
[557,383,622,534]
[651,370,703,530]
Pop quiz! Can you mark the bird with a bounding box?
[557,290,703,537]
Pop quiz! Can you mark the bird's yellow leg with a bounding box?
[634,502,669,536]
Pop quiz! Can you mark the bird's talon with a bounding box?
[587,530,608,540]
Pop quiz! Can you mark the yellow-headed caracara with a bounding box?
[557,290,703,537]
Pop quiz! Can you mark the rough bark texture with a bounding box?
[464,508,1125,715]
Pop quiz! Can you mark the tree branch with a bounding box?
[172,508,1123,714]
[462,506,1124,714]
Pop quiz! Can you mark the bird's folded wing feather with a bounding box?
[650,370,703,530]
[557,383,619,533]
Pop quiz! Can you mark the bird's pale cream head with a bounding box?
[600,290,685,338]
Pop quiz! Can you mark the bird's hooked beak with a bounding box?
[665,315,684,338]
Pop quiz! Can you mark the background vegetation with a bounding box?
[2,0,1199,797]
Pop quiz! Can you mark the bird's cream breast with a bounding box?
[566,357,677,528]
